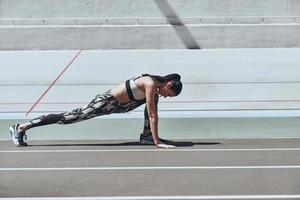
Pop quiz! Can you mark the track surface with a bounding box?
[0,139,299,199]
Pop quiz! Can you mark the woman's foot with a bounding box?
[9,124,28,147]
[139,133,170,145]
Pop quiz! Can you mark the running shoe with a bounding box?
[9,124,28,147]
[139,133,170,145]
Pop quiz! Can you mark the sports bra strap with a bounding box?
[125,80,135,101]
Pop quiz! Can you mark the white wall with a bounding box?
[1,48,300,120]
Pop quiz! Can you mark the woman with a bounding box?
[9,73,183,148]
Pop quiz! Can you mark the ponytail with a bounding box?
[142,73,182,96]
[142,73,181,83]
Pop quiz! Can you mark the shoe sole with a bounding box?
[17,144,28,147]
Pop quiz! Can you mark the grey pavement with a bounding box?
[0,139,299,199]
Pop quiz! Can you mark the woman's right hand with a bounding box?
[157,143,176,148]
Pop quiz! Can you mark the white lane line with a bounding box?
[1,166,300,171]
[1,148,300,153]
[2,195,300,199]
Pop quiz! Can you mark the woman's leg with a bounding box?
[142,106,151,136]
[10,110,91,147]
[10,90,118,146]
[141,94,159,137]
[139,95,169,144]
[19,90,117,132]
[19,111,85,132]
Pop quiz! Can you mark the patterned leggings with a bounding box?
[24,90,154,135]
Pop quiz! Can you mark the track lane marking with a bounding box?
[1,165,300,171]
[1,148,300,153]
[2,195,300,199]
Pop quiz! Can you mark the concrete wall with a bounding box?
[1,0,299,50]
[2,48,300,140]
[1,24,300,50]
[1,0,300,18]
[2,118,300,140]
[2,48,300,119]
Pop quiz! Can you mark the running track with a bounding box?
[0,138,299,199]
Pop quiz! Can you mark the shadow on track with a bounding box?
[30,141,221,147]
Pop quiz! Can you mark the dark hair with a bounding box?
[142,73,183,96]
[170,79,182,96]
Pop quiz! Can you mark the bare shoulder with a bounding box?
[136,76,155,88]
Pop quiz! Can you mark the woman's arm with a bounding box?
[144,80,175,148]
[144,81,159,146]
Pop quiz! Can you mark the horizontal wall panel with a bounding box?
[0,0,299,18]
[0,25,299,50]
[2,84,300,114]
[1,49,300,118]
[1,49,300,84]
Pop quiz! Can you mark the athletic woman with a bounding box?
[9,74,183,148]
